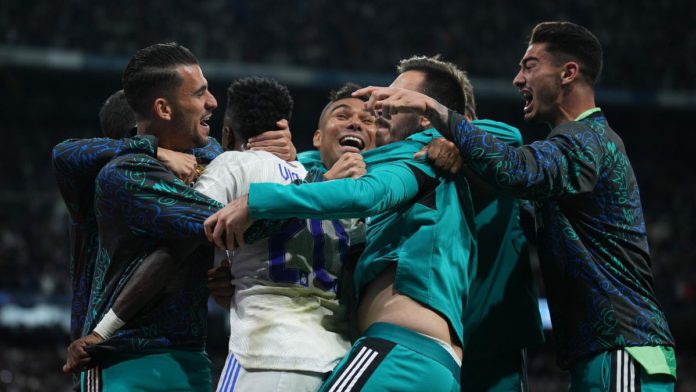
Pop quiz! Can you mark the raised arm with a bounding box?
[353,86,601,200]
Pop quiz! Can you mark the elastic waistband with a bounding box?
[364,322,461,380]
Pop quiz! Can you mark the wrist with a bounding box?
[424,97,449,131]
[92,309,125,340]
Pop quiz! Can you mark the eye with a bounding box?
[362,117,375,125]
[335,113,348,120]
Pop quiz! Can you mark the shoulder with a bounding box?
[98,153,163,181]
[473,119,522,147]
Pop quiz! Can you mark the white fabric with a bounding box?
[216,351,324,392]
[195,150,354,372]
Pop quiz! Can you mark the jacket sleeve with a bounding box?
[52,136,158,224]
[441,111,602,200]
[95,154,223,241]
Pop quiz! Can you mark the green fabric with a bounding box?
[569,349,676,392]
[569,350,613,392]
[82,350,212,391]
[625,346,677,378]
[296,149,324,171]
[319,323,460,392]
[471,119,523,146]
[461,120,543,356]
[249,129,477,343]
[574,107,602,121]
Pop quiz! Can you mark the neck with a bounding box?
[550,83,596,127]
[136,120,185,151]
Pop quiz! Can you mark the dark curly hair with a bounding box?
[225,76,293,141]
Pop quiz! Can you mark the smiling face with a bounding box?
[167,64,218,149]
[512,43,564,125]
[314,97,377,169]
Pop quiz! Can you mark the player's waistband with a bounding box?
[364,322,461,380]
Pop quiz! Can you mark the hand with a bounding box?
[247,119,297,161]
[352,86,449,127]
[157,148,197,184]
[324,152,366,180]
[208,260,234,309]
[204,195,254,252]
[413,138,463,174]
[62,331,105,373]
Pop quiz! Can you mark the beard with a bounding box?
[385,114,423,144]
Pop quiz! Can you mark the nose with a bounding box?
[347,114,364,131]
[206,91,218,110]
[513,70,524,89]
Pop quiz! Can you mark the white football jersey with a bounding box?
[195,150,359,372]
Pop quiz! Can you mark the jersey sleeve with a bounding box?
[52,136,158,224]
[442,111,602,200]
[193,153,242,204]
[248,159,424,220]
[96,154,223,241]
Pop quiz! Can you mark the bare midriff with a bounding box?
[356,264,463,361]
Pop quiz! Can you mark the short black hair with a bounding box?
[329,82,368,103]
[122,42,199,117]
[530,21,603,86]
[225,76,293,141]
[318,82,366,126]
[397,55,470,117]
[99,89,136,138]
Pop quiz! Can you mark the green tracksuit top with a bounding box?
[248,129,477,343]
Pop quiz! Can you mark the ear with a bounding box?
[222,125,234,150]
[312,129,321,148]
[154,97,173,120]
[419,115,432,130]
[561,62,580,85]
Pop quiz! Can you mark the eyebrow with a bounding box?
[330,104,354,114]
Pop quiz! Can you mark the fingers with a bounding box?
[421,138,463,174]
[413,146,428,160]
[212,222,227,251]
[204,213,218,243]
[208,280,235,296]
[248,122,296,161]
[63,340,91,373]
[351,86,380,99]
[207,260,230,279]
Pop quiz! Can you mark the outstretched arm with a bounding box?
[204,159,429,251]
[353,86,602,200]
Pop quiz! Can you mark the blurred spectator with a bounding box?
[1,0,694,90]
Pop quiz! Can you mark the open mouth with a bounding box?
[200,114,212,129]
[521,90,533,114]
[339,135,365,151]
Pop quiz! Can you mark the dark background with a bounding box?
[1,1,694,390]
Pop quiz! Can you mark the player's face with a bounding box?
[169,64,217,149]
[513,43,563,125]
[375,70,426,146]
[315,98,377,168]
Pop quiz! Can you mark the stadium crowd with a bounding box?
[2,0,695,91]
